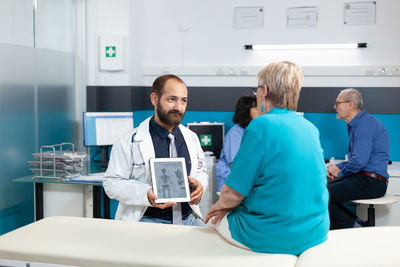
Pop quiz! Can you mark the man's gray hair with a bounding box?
[341,88,363,110]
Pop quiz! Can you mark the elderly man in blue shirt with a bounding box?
[327,88,390,229]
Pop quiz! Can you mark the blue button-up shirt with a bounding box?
[216,124,244,191]
[337,110,390,178]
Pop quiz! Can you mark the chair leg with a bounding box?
[367,204,375,226]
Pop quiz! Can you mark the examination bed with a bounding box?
[0,216,399,267]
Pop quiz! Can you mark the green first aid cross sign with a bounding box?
[200,134,212,146]
[105,46,116,57]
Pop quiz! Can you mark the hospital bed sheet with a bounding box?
[0,216,297,267]
[297,226,400,267]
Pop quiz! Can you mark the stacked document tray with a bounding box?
[28,143,86,179]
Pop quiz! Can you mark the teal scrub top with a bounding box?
[225,107,329,255]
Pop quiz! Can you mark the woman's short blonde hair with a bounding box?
[257,61,304,111]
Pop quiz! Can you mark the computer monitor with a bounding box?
[83,112,134,146]
[83,112,134,168]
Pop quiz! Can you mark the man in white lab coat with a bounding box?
[103,74,208,226]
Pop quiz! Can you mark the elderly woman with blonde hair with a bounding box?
[205,61,329,255]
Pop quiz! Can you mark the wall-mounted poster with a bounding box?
[344,1,376,25]
[233,7,264,29]
[287,6,318,28]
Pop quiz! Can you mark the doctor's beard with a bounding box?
[156,101,185,128]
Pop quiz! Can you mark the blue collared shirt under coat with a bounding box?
[336,110,390,178]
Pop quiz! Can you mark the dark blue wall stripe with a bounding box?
[87,86,400,114]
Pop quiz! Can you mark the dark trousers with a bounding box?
[327,173,387,229]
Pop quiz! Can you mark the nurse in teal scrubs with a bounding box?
[205,61,329,255]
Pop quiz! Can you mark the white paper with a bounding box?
[344,1,376,25]
[234,7,264,29]
[96,117,133,146]
[287,6,318,27]
[69,172,105,182]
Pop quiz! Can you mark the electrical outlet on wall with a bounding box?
[365,68,376,76]
[391,66,400,76]
[239,68,249,76]
[162,68,172,74]
[179,21,190,31]
[215,67,226,75]
[377,66,390,76]
[227,67,237,75]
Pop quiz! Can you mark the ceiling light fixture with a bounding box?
[244,43,367,50]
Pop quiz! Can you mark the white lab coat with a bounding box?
[103,117,208,221]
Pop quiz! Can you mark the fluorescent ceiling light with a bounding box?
[244,43,367,50]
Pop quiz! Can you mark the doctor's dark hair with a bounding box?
[151,74,186,97]
[233,95,257,129]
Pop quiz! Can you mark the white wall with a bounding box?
[86,0,133,85]
[35,0,76,52]
[0,0,33,47]
[0,0,75,52]
[86,0,400,87]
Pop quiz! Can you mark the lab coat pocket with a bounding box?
[130,162,146,181]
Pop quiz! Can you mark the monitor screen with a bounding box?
[83,112,134,146]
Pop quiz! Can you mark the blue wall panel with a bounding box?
[306,113,400,161]
[105,110,400,220]
[0,113,35,234]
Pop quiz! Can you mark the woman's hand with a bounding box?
[204,184,245,225]
[204,203,231,225]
